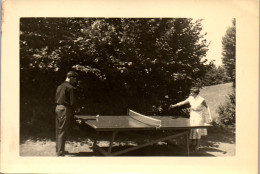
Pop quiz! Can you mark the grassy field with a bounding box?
[20,82,235,156]
[200,83,233,120]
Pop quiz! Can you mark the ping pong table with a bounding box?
[75,110,212,156]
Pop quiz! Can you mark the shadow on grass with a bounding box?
[20,122,235,157]
[60,144,216,157]
[62,144,222,157]
[20,123,97,144]
[66,152,96,156]
[206,126,235,144]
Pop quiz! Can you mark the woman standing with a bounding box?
[168,87,212,150]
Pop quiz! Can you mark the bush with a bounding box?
[202,63,231,86]
[217,89,235,125]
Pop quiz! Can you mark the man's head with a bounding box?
[66,71,78,84]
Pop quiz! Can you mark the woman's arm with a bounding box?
[168,98,189,110]
[202,100,212,123]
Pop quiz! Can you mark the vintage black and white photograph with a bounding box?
[19,17,236,157]
[1,0,259,173]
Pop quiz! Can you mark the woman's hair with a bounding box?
[190,87,200,94]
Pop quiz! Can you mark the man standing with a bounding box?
[55,71,78,156]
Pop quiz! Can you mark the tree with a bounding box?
[222,19,236,87]
[216,19,236,126]
[20,18,210,131]
[202,61,230,86]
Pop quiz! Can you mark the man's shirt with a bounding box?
[55,81,76,107]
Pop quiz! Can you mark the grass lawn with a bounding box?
[20,83,235,156]
[200,83,233,120]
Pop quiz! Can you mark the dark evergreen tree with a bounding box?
[222,19,236,87]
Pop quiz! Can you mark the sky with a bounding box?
[201,18,234,66]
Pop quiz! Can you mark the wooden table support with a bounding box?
[186,132,190,156]
[93,130,190,156]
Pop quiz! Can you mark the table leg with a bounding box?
[186,131,190,156]
[108,131,117,154]
[93,132,99,148]
[112,131,187,156]
[93,130,190,156]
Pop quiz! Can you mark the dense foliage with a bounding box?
[20,18,210,131]
[202,62,230,86]
[217,90,235,125]
[222,19,236,87]
[217,19,236,126]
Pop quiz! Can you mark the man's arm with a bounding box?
[69,87,75,108]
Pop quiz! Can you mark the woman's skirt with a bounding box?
[189,110,207,139]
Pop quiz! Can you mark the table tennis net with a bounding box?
[128,109,161,128]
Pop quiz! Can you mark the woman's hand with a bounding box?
[205,105,212,123]
[207,117,213,124]
[168,104,176,110]
[168,99,189,111]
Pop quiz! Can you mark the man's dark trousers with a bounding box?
[55,105,72,156]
